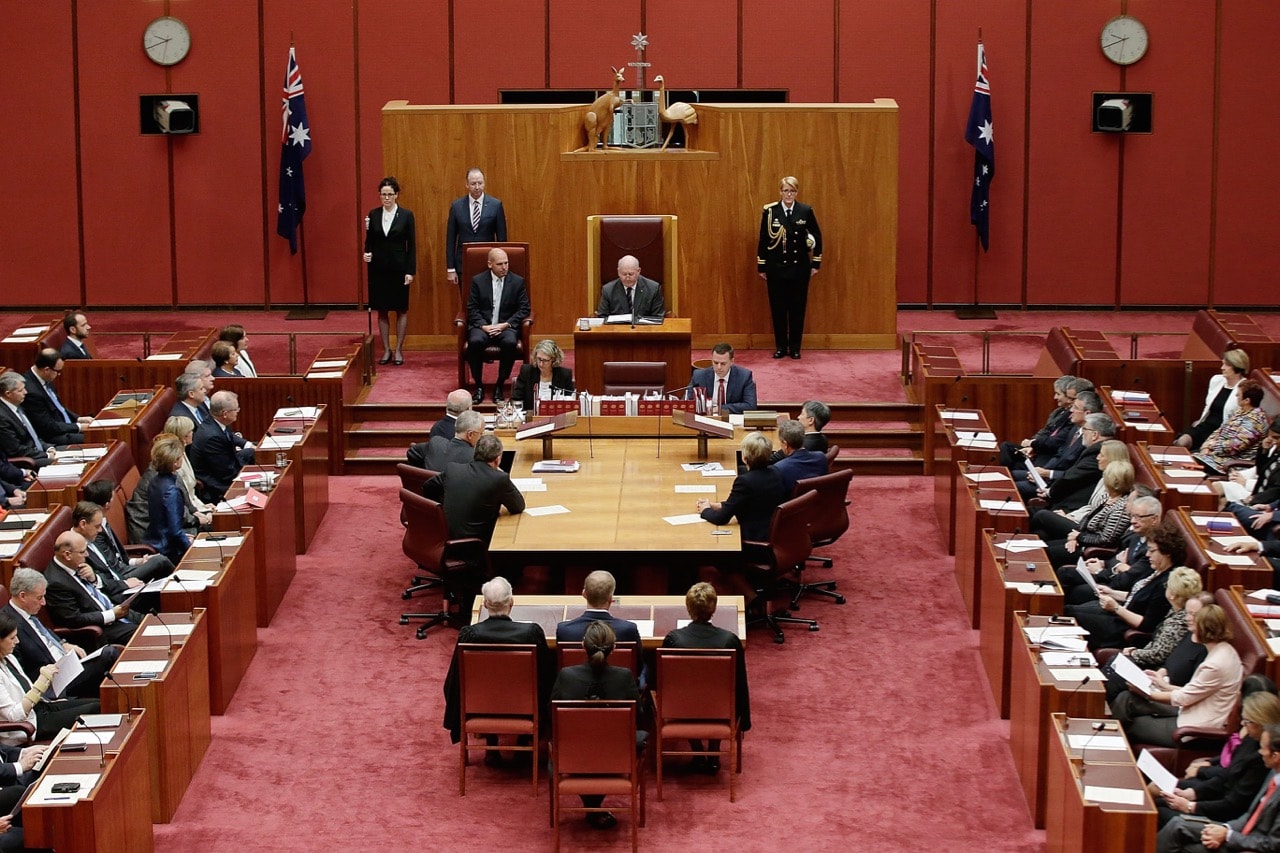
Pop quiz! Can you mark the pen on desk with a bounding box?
[46,797,71,801]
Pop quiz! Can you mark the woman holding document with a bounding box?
[1067,521,1184,649]
[0,612,100,743]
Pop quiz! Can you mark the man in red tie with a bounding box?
[687,343,758,416]
[1158,723,1280,851]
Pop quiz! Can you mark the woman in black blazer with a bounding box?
[363,176,416,365]
[511,339,574,411]
[1068,521,1183,650]
[697,433,788,542]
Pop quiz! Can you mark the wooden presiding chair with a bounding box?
[586,215,678,317]
[396,489,487,640]
[550,700,644,852]
[455,242,534,389]
[457,643,541,796]
[395,464,440,600]
[602,362,667,396]
[653,648,742,802]
[789,469,853,608]
[740,490,819,644]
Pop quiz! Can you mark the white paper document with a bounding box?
[38,463,87,478]
[511,479,547,492]
[1110,653,1153,695]
[1150,453,1189,463]
[62,731,113,747]
[964,471,1010,483]
[633,620,655,638]
[305,371,344,379]
[193,535,244,548]
[142,624,195,637]
[51,652,83,698]
[1207,550,1255,566]
[310,359,347,369]
[26,773,100,805]
[145,353,184,361]
[1249,589,1280,601]
[0,531,23,542]
[701,468,737,478]
[77,714,123,728]
[979,498,1021,512]
[275,406,320,419]
[1074,558,1101,595]
[112,660,167,675]
[939,410,980,421]
[998,538,1047,552]
[88,418,130,427]
[1162,468,1207,479]
[13,326,47,335]
[1268,637,1280,656]
[1112,390,1151,402]
[1212,535,1255,547]
[259,434,302,448]
[1083,785,1146,806]
[664,513,708,526]
[1128,422,1164,431]
[1170,483,1212,494]
[1138,749,1180,793]
[956,431,997,442]
[0,545,19,559]
[1050,667,1104,682]
[524,505,570,516]
[674,485,717,493]
[1005,582,1054,594]
[1040,652,1095,667]
[1067,734,1127,751]
[957,439,998,449]
[175,568,219,582]
[682,462,721,472]
[1,336,37,344]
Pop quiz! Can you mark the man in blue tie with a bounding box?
[190,390,256,502]
[6,568,120,699]
[21,350,90,446]
[43,531,141,648]
[168,373,208,430]
[0,372,54,467]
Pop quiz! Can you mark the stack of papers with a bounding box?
[939,410,980,421]
[275,406,320,420]
[39,462,87,478]
[531,460,580,473]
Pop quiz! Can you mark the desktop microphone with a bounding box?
[665,384,696,401]
[74,716,109,768]
[118,374,128,387]
[1076,718,1106,772]
[102,670,140,722]
[166,571,196,617]
[145,609,178,658]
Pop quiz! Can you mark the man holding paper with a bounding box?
[44,531,142,647]
[6,568,118,701]
[1012,391,1101,502]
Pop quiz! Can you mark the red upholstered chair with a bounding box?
[395,464,441,600]
[653,648,742,802]
[457,643,541,796]
[823,443,839,467]
[396,489,488,639]
[550,700,644,852]
[789,469,853,607]
[455,242,534,388]
[15,505,104,648]
[586,215,678,317]
[557,642,641,682]
[601,362,667,396]
[739,490,819,644]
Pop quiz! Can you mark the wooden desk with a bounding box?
[101,612,211,823]
[1100,387,1174,446]
[0,315,61,369]
[471,594,746,649]
[1009,612,1106,829]
[22,710,153,853]
[58,329,218,415]
[1044,714,1157,853]
[81,386,172,468]
[908,343,963,475]
[2,505,70,586]
[213,465,297,627]
[163,533,259,714]
[1184,309,1280,370]
[933,410,998,556]
[1174,508,1273,592]
[954,465,1026,628]
[573,318,692,395]
[24,442,118,510]
[255,405,330,554]
[1132,443,1218,514]
[978,532,1062,719]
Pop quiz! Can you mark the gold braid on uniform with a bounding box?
[764,208,787,252]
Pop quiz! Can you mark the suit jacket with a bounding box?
[466,270,530,330]
[446,194,507,273]
[1183,734,1270,822]
[550,663,639,703]
[1101,531,1153,592]
[774,448,830,494]
[701,466,788,542]
[688,365,758,415]
[128,466,196,544]
[211,366,238,378]
[364,206,417,278]
[757,201,822,272]
[59,338,91,360]
[6,601,65,683]
[190,418,246,500]
[1172,641,1243,732]
[19,369,80,443]
[168,400,204,431]
[423,436,476,472]
[0,402,51,465]
[429,414,458,442]
[662,621,752,730]
[1250,445,1280,506]
[1030,405,1074,457]
[142,471,191,564]
[441,614,552,743]
[43,558,133,634]
[422,460,525,543]
[1046,442,1103,512]
[595,275,665,318]
[511,364,574,410]
[556,610,642,646]
[1222,770,1280,846]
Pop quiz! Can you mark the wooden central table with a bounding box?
[572,318,692,394]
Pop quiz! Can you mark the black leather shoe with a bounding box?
[704,756,721,774]
[772,350,785,359]
[790,350,801,359]
[472,386,484,405]
[586,811,617,830]
[493,385,505,404]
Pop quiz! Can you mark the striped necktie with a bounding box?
[471,199,481,232]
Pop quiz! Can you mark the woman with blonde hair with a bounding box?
[695,432,787,542]
[163,415,214,522]
[511,339,573,410]
[143,435,193,564]
[1037,459,1134,566]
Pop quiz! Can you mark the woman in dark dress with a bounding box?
[511,340,574,411]
[1068,520,1184,650]
[1176,348,1249,448]
[143,436,192,564]
[363,176,416,366]
[696,432,788,542]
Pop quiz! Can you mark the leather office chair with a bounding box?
[16,505,105,648]
[652,648,741,802]
[823,443,839,467]
[789,469,852,607]
[455,242,535,388]
[550,700,644,852]
[457,643,541,796]
[586,215,678,318]
[740,490,820,644]
[602,362,667,396]
[396,464,441,600]
[396,489,488,639]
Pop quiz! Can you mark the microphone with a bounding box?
[102,670,140,723]
[74,716,109,768]
[666,384,696,401]
[1076,718,1106,772]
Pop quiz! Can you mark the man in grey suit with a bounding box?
[422,411,483,472]
[1158,723,1280,851]
[595,255,665,319]
[445,168,507,287]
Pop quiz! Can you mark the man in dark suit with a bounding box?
[168,373,208,429]
[422,411,483,472]
[1157,723,1280,852]
[0,450,31,511]
[44,531,142,647]
[1013,390,1101,501]
[441,576,553,746]
[1039,412,1114,513]
[73,500,171,594]
[594,255,665,319]
[445,168,507,288]
[1224,418,1280,541]
[7,568,119,700]
[555,570,648,688]
[797,400,830,452]
[687,342,758,416]
[407,390,473,467]
[772,419,829,493]
[464,247,530,404]
[1000,375,1077,469]
[190,390,255,502]
[58,311,92,360]
[0,372,53,467]
[21,350,88,446]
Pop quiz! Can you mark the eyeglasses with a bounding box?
[780,188,798,194]
[1133,513,1158,520]
[534,357,553,365]
[379,191,397,197]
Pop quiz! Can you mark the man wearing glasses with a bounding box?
[21,349,90,446]
[1012,390,1102,501]
[1059,491,1162,605]
[190,390,255,502]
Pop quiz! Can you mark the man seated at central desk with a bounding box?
[556,570,646,687]
[594,255,664,320]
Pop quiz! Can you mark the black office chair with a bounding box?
[788,469,852,608]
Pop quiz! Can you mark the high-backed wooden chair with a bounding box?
[557,642,641,681]
[551,700,644,852]
[457,643,540,796]
[789,469,852,607]
[653,648,741,802]
[586,215,678,316]
[602,362,667,396]
[455,242,534,388]
[740,490,819,643]
[396,489,487,639]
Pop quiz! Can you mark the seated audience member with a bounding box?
[43,531,144,647]
[1067,520,1184,650]
[0,452,30,511]
[407,390,474,466]
[59,311,92,360]
[1011,388,1101,501]
[1103,574,1206,703]
[1175,349,1250,449]
[0,612,99,744]
[190,390,255,502]
[796,400,831,452]
[556,571,643,648]
[464,247,530,404]
[511,340,574,411]
[441,577,553,750]
[163,416,216,524]
[421,410,484,472]
[549,621,643,831]
[662,582,751,773]
[697,432,788,542]
[210,341,241,377]
[999,375,1077,469]
[169,372,208,429]
[1038,412,1116,513]
[72,500,169,593]
[1034,459,1133,567]
[1155,689,1280,827]
[772,419,829,493]
[219,324,257,377]
[0,740,52,852]
[1156,723,1280,852]
[1194,380,1270,475]
[1113,603,1244,748]
[1219,417,1280,528]
[185,358,216,404]
[1034,440,1129,530]
[687,343,758,415]
[21,349,90,446]
[143,436,193,564]
[84,478,179,574]
[1062,490,1161,606]
[594,255,665,319]
[6,568,120,701]
[0,372,54,467]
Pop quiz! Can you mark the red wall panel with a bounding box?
[453,0,547,103]
[742,0,836,103]
[1024,0,1122,306]
[1115,0,1214,306]
[0,5,81,308]
[645,0,739,90]
[548,1,641,89]
[76,0,175,307]
[170,0,265,307]
[1212,0,1280,306]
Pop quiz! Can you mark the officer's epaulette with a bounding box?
[762,202,775,211]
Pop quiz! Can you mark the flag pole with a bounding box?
[956,31,996,320]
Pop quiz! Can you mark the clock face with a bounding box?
[144,16,191,66]
[1100,15,1148,66]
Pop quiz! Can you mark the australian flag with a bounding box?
[964,41,994,251]
[277,46,312,254]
